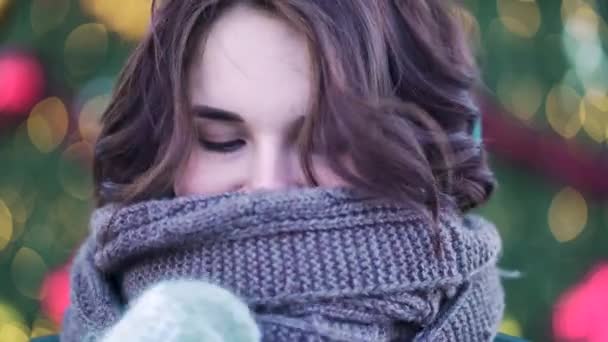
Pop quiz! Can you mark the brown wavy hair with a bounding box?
[94,0,495,219]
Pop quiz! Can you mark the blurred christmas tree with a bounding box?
[466,0,608,341]
[0,0,151,340]
[0,1,607,341]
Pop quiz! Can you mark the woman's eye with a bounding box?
[198,139,245,153]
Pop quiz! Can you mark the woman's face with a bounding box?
[174,4,346,196]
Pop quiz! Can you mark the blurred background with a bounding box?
[0,0,607,341]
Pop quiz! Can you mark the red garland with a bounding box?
[477,94,608,199]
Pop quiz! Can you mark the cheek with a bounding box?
[173,150,244,196]
[173,148,354,196]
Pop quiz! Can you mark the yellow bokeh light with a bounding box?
[80,0,152,41]
[10,247,49,300]
[565,4,600,43]
[497,0,541,38]
[31,0,70,36]
[0,323,29,342]
[1,191,30,230]
[0,301,24,325]
[0,0,11,17]
[30,315,58,339]
[497,74,544,121]
[499,315,523,337]
[579,90,608,142]
[5,192,36,243]
[59,141,94,200]
[561,0,597,24]
[79,94,110,143]
[545,84,583,138]
[452,5,481,49]
[0,199,13,251]
[27,97,69,153]
[0,301,28,342]
[548,187,588,243]
[30,326,56,340]
[65,23,108,77]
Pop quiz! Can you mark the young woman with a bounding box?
[34,0,523,341]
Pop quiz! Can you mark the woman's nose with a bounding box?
[244,144,304,191]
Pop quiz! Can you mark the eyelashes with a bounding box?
[198,138,246,153]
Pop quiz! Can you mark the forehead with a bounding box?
[188,4,314,127]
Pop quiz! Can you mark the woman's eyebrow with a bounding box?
[192,104,306,134]
[192,104,244,122]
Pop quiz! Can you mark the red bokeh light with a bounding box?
[553,263,608,342]
[0,52,45,115]
[40,263,71,326]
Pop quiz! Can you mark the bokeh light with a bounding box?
[64,23,109,77]
[496,0,541,38]
[496,73,544,121]
[30,314,58,339]
[0,53,45,115]
[0,301,24,327]
[545,83,583,138]
[26,97,69,153]
[79,94,109,143]
[0,0,11,18]
[452,3,481,49]
[40,265,70,326]
[579,90,608,142]
[561,0,598,26]
[548,187,587,243]
[499,314,523,338]
[3,191,36,244]
[75,77,114,104]
[553,263,608,342]
[0,301,27,342]
[0,2,607,342]
[10,247,48,300]
[58,141,94,200]
[80,0,152,41]
[0,323,29,342]
[0,199,12,252]
[8,200,28,227]
[564,2,600,42]
[562,3,606,84]
[30,0,70,36]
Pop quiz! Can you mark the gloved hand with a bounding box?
[100,280,261,342]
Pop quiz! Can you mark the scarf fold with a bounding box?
[61,187,504,342]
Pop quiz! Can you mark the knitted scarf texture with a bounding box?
[61,187,505,341]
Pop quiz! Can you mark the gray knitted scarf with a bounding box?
[61,187,504,342]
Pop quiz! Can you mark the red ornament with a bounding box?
[0,52,45,115]
[40,262,71,326]
[553,263,608,342]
